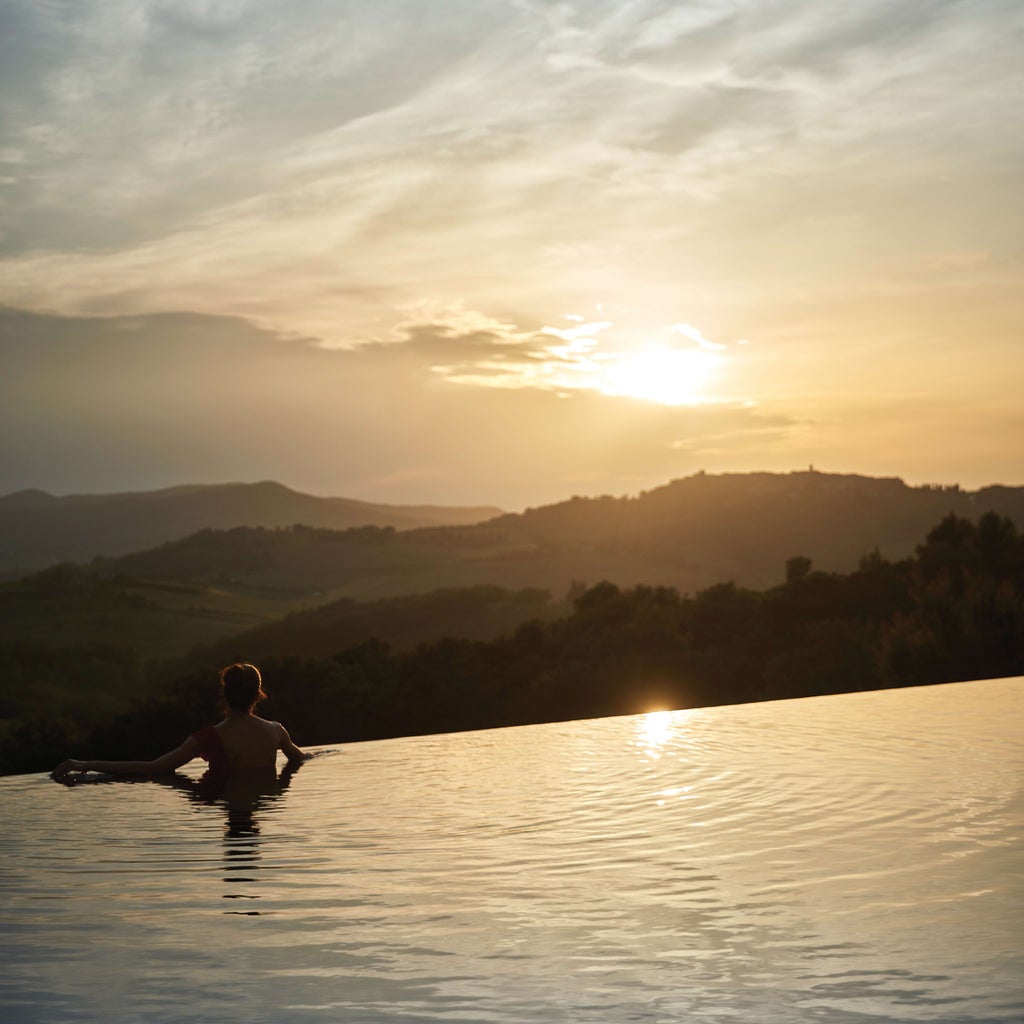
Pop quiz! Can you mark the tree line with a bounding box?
[3,511,1022,774]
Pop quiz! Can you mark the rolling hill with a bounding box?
[0,480,503,576]
[6,470,1022,672]
[94,470,1024,600]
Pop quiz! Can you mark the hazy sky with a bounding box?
[1,0,1021,508]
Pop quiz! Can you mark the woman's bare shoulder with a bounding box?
[252,716,290,738]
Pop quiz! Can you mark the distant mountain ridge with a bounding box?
[94,471,1024,600]
[0,481,504,575]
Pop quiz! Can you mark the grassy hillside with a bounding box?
[185,585,560,668]
[0,563,317,659]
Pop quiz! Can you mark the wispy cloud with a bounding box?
[0,0,1018,346]
[673,324,726,351]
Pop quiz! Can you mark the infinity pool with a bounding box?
[2,679,1022,1023]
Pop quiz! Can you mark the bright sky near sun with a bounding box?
[0,0,1021,507]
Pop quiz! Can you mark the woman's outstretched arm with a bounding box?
[278,723,312,765]
[52,737,200,779]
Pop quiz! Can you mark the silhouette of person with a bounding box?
[52,663,310,783]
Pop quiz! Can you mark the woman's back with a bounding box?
[215,715,283,769]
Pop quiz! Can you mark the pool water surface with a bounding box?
[1,678,1022,1023]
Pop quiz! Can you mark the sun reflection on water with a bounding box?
[638,709,679,758]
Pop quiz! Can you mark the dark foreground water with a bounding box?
[1,679,1022,1024]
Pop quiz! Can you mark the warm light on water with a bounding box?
[2,679,1022,1023]
[639,708,677,753]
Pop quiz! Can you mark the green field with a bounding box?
[0,566,325,661]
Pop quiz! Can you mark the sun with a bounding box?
[599,345,722,406]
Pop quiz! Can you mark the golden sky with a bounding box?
[0,0,1021,507]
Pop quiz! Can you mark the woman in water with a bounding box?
[52,663,310,780]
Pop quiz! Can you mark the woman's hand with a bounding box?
[52,759,92,779]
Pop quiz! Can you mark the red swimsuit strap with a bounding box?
[192,726,229,764]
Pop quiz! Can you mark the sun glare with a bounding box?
[639,709,676,752]
[600,346,722,406]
